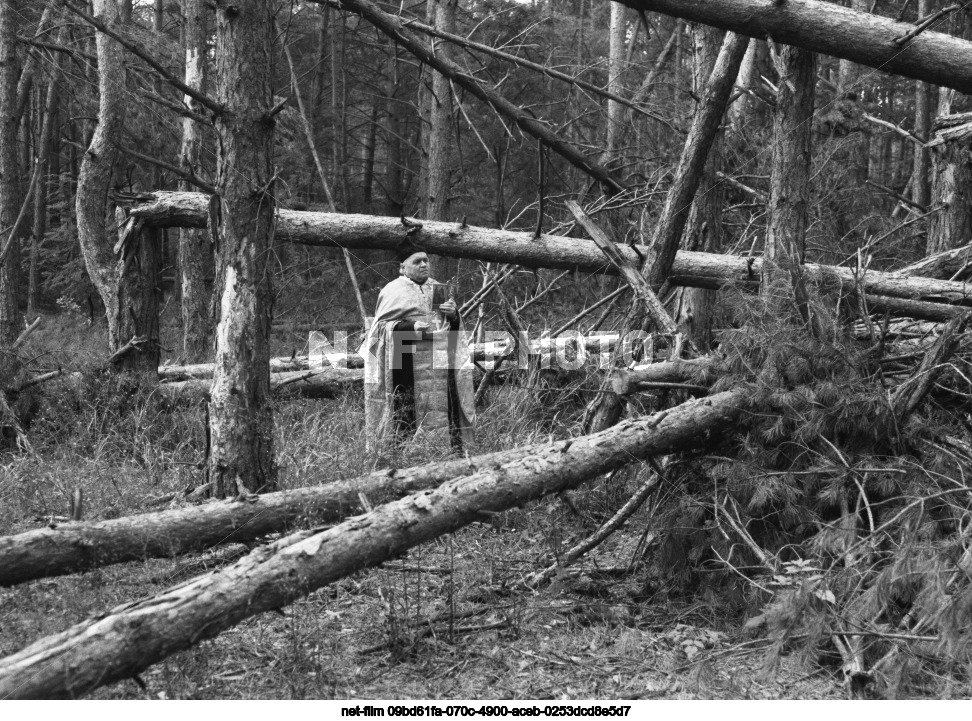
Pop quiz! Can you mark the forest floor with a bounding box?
[0,292,865,700]
[0,500,843,700]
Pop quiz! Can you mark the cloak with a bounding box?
[364,276,475,456]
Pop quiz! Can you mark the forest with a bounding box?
[1,0,972,701]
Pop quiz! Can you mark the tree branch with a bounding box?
[328,0,627,195]
[62,0,224,116]
[893,4,961,46]
[394,10,676,131]
[114,143,216,194]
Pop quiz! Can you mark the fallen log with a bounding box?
[158,335,625,384]
[0,443,548,587]
[613,358,718,396]
[899,242,972,280]
[157,368,363,400]
[0,389,747,698]
[118,192,972,322]
[159,355,322,381]
[614,0,972,95]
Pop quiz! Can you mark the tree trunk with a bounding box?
[678,25,727,351]
[910,0,932,210]
[122,191,972,321]
[0,389,747,698]
[419,0,456,222]
[605,2,626,160]
[642,31,749,290]
[763,44,817,331]
[28,68,60,317]
[612,0,972,94]
[13,6,52,124]
[384,43,404,216]
[75,0,159,368]
[178,0,213,363]
[331,8,350,209]
[728,39,764,135]
[836,0,867,96]
[112,212,162,374]
[361,101,379,213]
[418,0,459,282]
[927,116,972,255]
[208,0,277,497]
[0,0,23,343]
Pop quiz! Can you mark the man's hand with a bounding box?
[438,299,458,319]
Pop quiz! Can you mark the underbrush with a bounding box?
[3,291,972,698]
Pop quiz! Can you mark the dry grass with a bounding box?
[0,363,844,700]
[0,301,855,700]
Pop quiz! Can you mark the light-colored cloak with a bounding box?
[364,276,475,456]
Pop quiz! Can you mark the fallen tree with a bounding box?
[158,368,363,400]
[613,358,718,396]
[1,349,712,588]
[614,0,972,95]
[899,242,972,280]
[0,444,539,587]
[0,388,747,698]
[157,335,625,382]
[117,192,972,322]
[159,355,328,381]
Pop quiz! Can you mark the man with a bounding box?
[364,240,475,457]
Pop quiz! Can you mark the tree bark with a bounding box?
[0,0,22,342]
[728,39,765,135]
[567,200,678,336]
[612,357,717,395]
[763,44,818,332]
[160,355,354,381]
[330,7,350,209]
[910,0,932,210]
[679,25,727,351]
[28,65,60,317]
[899,241,972,280]
[419,0,458,281]
[605,2,626,160]
[614,0,972,94]
[0,389,747,698]
[419,0,456,222]
[384,43,404,216]
[75,0,160,368]
[14,7,52,126]
[927,115,972,255]
[178,0,213,363]
[112,212,162,374]
[121,191,972,321]
[0,436,541,587]
[161,368,361,400]
[208,0,277,497]
[642,31,749,290]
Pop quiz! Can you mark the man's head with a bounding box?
[400,251,430,284]
[396,239,430,284]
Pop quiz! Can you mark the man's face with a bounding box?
[400,252,430,284]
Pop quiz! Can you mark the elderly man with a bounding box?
[364,240,475,457]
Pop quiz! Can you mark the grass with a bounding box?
[0,353,845,700]
[0,287,922,701]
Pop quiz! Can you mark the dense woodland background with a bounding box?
[2,0,972,700]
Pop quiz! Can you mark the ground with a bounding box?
[0,496,842,700]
